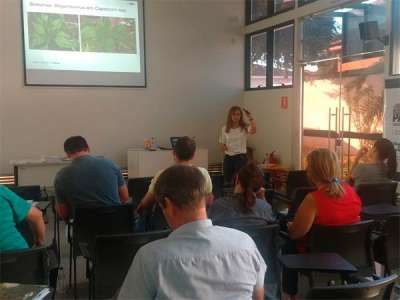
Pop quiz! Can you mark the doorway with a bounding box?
[301,1,386,177]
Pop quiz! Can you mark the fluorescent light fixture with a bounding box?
[334,8,353,13]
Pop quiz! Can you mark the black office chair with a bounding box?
[91,230,170,299]
[287,187,317,220]
[286,170,312,200]
[309,220,375,277]
[306,274,398,299]
[127,177,153,208]
[356,182,398,206]
[9,185,42,201]
[211,173,224,198]
[214,218,281,299]
[373,215,400,275]
[0,246,49,285]
[69,204,134,299]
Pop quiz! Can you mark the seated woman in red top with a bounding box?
[283,148,361,300]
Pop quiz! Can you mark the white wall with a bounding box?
[244,88,294,164]
[0,0,245,174]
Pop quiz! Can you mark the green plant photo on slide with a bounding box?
[28,13,80,51]
[80,16,137,54]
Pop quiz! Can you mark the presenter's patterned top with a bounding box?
[219,125,249,156]
[117,219,266,300]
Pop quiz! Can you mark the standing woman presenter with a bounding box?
[219,106,256,184]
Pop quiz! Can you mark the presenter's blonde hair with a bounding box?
[225,106,247,133]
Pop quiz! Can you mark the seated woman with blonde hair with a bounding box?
[283,148,361,300]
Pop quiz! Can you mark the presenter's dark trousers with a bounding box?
[223,154,247,184]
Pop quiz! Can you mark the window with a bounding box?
[273,24,294,87]
[246,0,294,24]
[248,0,269,23]
[249,32,267,88]
[299,0,318,7]
[392,0,400,75]
[274,0,295,14]
[246,22,294,90]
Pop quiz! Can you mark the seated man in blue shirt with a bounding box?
[54,136,129,219]
[118,165,266,300]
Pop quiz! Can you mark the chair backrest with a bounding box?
[9,185,42,201]
[309,220,375,274]
[0,246,49,285]
[214,218,280,286]
[210,174,224,198]
[356,182,398,206]
[306,274,398,299]
[286,170,312,200]
[287,187,317,219]
[73,204,134,254]
[382,215,400,272]
[127,177,153,206]
[93,230,170,298]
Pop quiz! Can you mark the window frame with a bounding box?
[390,0,400,76]
[245,0,295,25]
[245,20,295,91]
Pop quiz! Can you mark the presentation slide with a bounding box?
[22,0,145,86]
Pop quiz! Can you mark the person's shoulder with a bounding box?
[212,225,255,246]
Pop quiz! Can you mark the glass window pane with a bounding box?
[251,0,268,22]
[274,0,294,14]
[302,12,343,61]
[343,1,386,57]
[299,0,318,6]
[250,32,267,88]
[273,24,294,87]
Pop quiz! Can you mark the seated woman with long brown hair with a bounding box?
[283,148,361,300]
[208,163,275,223]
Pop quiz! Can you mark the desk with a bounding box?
[361,204,400,220]
[12,160,70,188]
[0,283,52,300]
[127,148,208,178]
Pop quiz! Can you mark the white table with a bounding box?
[127,148,208,178]
[12,160,70,188]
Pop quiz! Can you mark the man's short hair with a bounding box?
[174,137,196,161]
[64,136,89,154]
[154,165,206,209]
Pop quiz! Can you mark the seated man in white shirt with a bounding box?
[117,165,266,300]
[136,136,213,215]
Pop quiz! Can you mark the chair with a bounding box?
[306,274,398,299]
[0,246,49,285]
[309,220,375,276]
[127,177,152,207]
[356,182,398,206]
[9,185,42,201]
[373,215,400,275]
[91,230,170,299]
[286,170,312,200]
[287,187,317,220]
[214,217,281,299]
[211,173,224,198]
[70,204,134,299]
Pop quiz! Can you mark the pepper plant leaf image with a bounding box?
[28,13,79,51]
[80,16,136,54]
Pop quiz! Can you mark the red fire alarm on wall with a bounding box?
[281,96,288,109]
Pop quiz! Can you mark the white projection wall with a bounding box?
[22,0,146,86]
